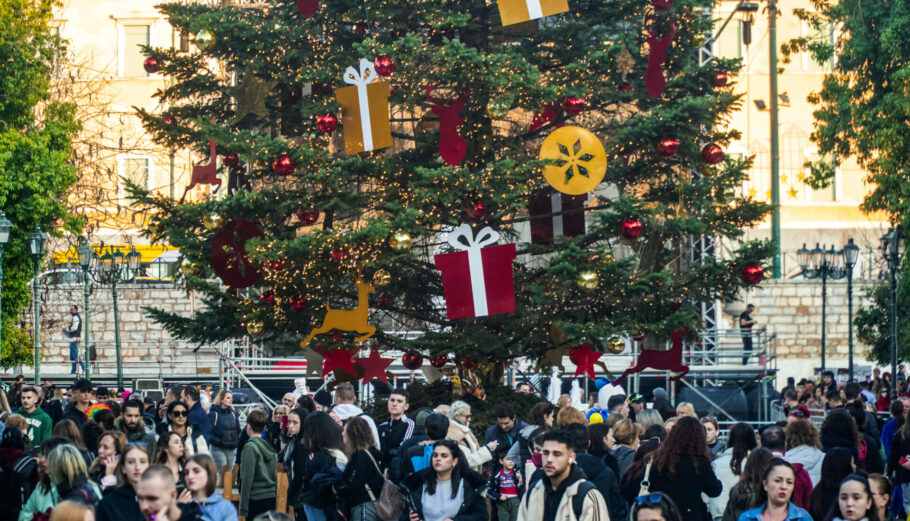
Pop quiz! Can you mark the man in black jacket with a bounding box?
[564,423,627,521]
[137,464,205,521]
[61,378,92,431]
[378,388,415,469]
[394,413,450,481]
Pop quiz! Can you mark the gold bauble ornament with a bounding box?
[203,213,223,231]
[246,320,264,336]
[576,270,599,290]
[486,98,512,118]
[372,269,391,287]
[606,336,625,354]
[180,260,202,277]
[389,230,413,252]
[539,126,608,195]
[195,30,215,51]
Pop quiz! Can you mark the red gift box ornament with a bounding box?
[434,224,517,320]
[530,191,587,244]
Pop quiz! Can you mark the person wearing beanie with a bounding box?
[313,390,332,411]
[652,387,675,420]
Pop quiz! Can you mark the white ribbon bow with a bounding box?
[525,0,544,19]
[550,192,564,237]
[447,224,500,317]
[343,58,377,152]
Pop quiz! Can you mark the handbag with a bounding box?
[637,459,653,497]
[363,450,405,521]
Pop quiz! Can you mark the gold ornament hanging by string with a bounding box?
[372,269,391,287]
[246,320,264,336]
[539,126,607,195]
[388,230,412,252]
[203,213,223,231]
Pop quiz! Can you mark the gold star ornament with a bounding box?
[234,67,275,120]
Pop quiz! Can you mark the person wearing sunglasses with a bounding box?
[736,459,813,521]
[632,493,684,521]
[448,400,497,473]
[157,401,209,457]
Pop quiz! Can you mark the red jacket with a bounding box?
[790,462,813,510]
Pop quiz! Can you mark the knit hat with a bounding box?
[313,389,332,408]
[652,387,667,399]
[415,409,433,428]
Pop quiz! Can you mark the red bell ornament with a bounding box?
[656,137,679,157]
[270,260,285,271]
[222,154,240,168]
[289,296,308,312]
[741,263,764,285]
[316,114,338,133]
[562,97,586,116]
[701,143,724,165]
[620,218,643,240]
[374,55,397,77]
[402,350,423,370]
[471,201,487,220]
[711,71,728,88]
[272,154,295,176]
[429,354,448,368]
[143,57,159,74]
[297,208,320,225]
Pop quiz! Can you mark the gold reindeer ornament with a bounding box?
[299,280,377,348]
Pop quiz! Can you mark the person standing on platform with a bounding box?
[740,304,758,365]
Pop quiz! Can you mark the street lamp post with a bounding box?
[76,241,94,381]
[27,227,48,385]
[98,246,140,390]
[797,242,846,374]
[882,229,901,401]
[843,238,860,381]
[0,213,13,353]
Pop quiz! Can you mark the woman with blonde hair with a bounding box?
[87,430,127,489]
[556,394,571,410]
[612,418,640,476]
[48,500,94,521]
[676,402,697,418]
[636,409,664,432]
[555,406,587,427]
[446,400,497,472]
[664,416,681,432]
[47,444,101,507]
[208,388,240,472]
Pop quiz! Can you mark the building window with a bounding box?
[804,21,834,72]
[120,24,150,78]
[714,19,742,59]
[120,157,150,199]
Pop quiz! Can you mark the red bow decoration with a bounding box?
[210,220,264,289]
[296,0,320,17]
[530,104,559,132]
[645,24,676,98]
[426,85,469,165]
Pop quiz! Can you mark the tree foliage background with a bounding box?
[782,0,910,365]
[0,0,82,367]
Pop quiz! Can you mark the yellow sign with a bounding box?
[539,126,607,195]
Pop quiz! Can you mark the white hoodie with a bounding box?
[333,403,381,448]
[784,444,825,486]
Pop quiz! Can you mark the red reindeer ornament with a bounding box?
[613,327,689,384]
[645,24,676,98]
[180,139,221,203]
[426,85,469,166]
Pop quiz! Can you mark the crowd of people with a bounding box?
[0,371,906,521]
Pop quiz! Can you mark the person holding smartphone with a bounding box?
[155,432,187,489]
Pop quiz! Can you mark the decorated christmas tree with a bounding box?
[134,0,773,385]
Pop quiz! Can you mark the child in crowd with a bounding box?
[492,452,523,521]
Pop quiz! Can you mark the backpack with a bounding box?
[525,478,596,520]
[789,463,813,510]
[0,454,37,512]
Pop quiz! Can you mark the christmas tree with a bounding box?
[134,0,773,384]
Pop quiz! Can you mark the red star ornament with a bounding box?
[570,343,602,379]
[322,348,356,377]
[355,348,395,384]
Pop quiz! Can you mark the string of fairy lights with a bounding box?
[133,0,774,371]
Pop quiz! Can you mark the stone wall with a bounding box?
[722,279,881,385]
[17,284,218,377]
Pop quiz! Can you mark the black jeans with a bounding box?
[742,334,753,365]
[247,497,277,520]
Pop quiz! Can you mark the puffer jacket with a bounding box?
[784,445,824,486]
[197,492,238,521]
[208,405,240,450]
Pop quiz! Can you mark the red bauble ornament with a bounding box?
[620,218,643,240]
[374,55,396,77]
[632,333,647,342]
[289,296,308,312]
[260,290,276,305]
[402,350,423,371]
[562,97,586,116]
[471,201,487,220]
[316,114,338,133]
[652,0,673,9]
[331,249,347,261]
[272,154,295,176]
[163,116,175,126]
[270,260,285,271]
[297,208,319,225]
[460,356,477,370]
[741,263,764,285]
[353,23,366,34]
[429,354,448,368]
[711,71,728,88]
[222,154,240,168]
[295,0,320,18]
[656,137,680,157]
[702,143,724,165]
[143,57,159,74]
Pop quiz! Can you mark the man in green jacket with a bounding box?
[16,385,52,448]
[239,408,277,519]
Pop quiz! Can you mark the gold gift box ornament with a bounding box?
[335,58,393,155]
[497,0,569,27]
